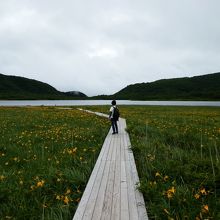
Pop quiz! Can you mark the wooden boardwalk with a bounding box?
[73,110,148,220]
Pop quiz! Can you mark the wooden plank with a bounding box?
[123,127,130,162]
[82,159,107,220]
[120,126,125,162]
[83,130,114,219]
[94,134,118,219]
[91,161,111,220]
[111,136,121,220]
[73,159,105,220]
[120,160,129,220]
[106,135,114,161]
[111,134,118,161]
[103,134,113,161]
[100,135,119,219]
[91,137,115,219]
[101,159,116,220]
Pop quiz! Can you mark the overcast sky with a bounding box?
[0,0,220,96]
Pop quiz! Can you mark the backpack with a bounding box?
[113,107,120,121]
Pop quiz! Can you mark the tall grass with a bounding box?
[86,105,220,220]
[125,106,220,220]
[0,107,109,220]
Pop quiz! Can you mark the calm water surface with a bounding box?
[0,100,220,107]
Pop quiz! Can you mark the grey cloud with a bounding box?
[0,0,220,96]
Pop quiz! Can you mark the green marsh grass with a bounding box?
[0,107,109,220]
[86,105,220,220]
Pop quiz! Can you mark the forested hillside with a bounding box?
[0,73,87,99]
[111,72,220,100]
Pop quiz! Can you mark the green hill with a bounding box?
[109,72,220,100]
[0,73,87,100]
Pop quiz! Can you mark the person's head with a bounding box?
[111,100,116,105]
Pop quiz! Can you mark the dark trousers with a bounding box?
[111,119,118,133]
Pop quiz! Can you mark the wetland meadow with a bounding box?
[0,105,219,220]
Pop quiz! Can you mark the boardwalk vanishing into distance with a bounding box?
[73,109,148,220]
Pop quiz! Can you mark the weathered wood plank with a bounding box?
[91,139,115,219]
[83,133,114,219]
[91,161,111,220]
[120,160,129,220]
[111,138,121,220]
[72,159,105,220]
[101,159,116,220]
[120,125,125,162]
[100,135,120,219]
[82,158,107,220]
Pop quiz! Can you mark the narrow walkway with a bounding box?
[73,110,148,220]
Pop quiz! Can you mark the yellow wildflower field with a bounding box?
[86,105,220,220]
[0,107,109,219]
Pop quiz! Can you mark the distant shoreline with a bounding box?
[0,100,220,107]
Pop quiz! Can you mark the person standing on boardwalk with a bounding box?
[109,100,119,134]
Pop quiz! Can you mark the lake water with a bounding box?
[0,100,220,107]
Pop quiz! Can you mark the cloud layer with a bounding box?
[1,0,220,95]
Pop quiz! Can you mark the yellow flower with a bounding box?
[155,172,161,177]
[168,186,175,194]
[65,189,71,194]
[166,186,176,199]
[57,178,61,182]
[194,193,200,199]
[164,175,169,181]
[202,204,209,213]
[63,196,69,204]
[200,188,207,195]
[0,175,5,181]
[34,176,39,181]
[73,147,77,153]
[36,180,45,187]
[149,181,157,186]
[68,147,77,155]
[19,180,24,185]
[147,154,155,161]
[56,195,61,200]
[13,157,18,161]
